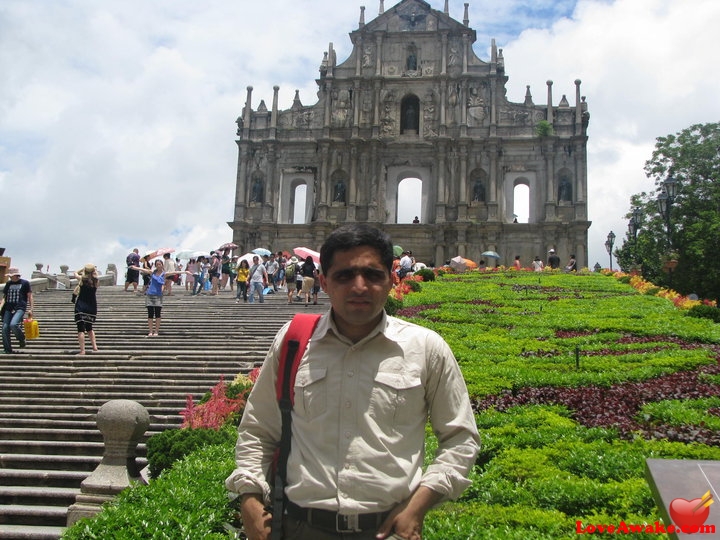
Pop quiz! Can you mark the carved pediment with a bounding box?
[358,0,471,37]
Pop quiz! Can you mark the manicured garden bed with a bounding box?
[63,271,720,539]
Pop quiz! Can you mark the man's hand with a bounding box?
[240,494,272,540]
[375,486,441,540]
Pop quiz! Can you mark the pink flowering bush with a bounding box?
[180,369,260,430]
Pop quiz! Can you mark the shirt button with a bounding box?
[344,463,351,470]
[347,370,354,377]
[345,401,352,408]
[344,431,351,439]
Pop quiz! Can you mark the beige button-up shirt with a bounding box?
[225,311,480,513]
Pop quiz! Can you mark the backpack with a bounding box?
[271,313,322,539]
[285,263,296,280]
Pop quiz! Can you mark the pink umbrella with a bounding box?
[293,247,320,263]
[143,247,175,261]
[218,242,238,252]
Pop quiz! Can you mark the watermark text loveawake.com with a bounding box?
[576,520,716,535]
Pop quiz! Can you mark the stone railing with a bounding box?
[30,264,118,292]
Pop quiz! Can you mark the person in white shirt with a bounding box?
[397,251,413,279]
[265,254,280,292]
[247,255,269,304]
[226,224,479,540]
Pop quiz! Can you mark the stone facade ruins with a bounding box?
[229,0,591,267]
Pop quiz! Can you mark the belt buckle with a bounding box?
[336,512,360,533]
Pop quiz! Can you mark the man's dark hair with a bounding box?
[320,224,394,275]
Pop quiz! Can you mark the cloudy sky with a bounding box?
[1,0,719,277]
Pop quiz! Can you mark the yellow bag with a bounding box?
[23,317,39,340]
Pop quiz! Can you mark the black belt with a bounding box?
[285,500,389,533]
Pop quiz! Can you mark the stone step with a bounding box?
[0,285,325,538]
[0,440,146,457]
[0,505,68,527]
[0,469,88,488]
[0,486,80,507]
[0,524,66,540]
[0,454,113,472]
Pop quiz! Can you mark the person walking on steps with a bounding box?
[1,268,33,354]
[235,259,250,303]
[247,255,268,304]
[225,224,480,540]
[73,264,99,354]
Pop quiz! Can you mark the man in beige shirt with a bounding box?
[226,224,480,540]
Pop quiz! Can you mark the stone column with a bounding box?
[546,80,554,124]
[234,145,250,221]
[348,145,358,221]
[265,144,277,223]
[436,142,447,222]
[441,33,448,75]
[270,85,279,137]
[458,145,468,220]
[66,400,150,527]
[243,86,253,137]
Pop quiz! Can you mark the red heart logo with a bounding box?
[669,497,711,529]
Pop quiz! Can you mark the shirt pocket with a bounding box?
[293,367,328,421]
[371,370,424,427]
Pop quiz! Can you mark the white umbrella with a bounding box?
[237,252,257,265]
[175,249,200,259]
[450,256,467,273]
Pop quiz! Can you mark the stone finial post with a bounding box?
[106,263,118,285]
[66,400,150,527]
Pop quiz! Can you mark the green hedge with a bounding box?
[61,444,236,539]
[146,425,237,479]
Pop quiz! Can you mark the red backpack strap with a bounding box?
[271,313,321,538]
[275,313,322,404]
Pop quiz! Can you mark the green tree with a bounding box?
[616,122,720,301]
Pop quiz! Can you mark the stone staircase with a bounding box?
[0,285,325,539]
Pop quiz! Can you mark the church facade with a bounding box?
[229,0,591,267]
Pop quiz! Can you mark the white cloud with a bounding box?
[0,0,718,277]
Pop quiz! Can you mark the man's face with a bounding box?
[319,245,392,341]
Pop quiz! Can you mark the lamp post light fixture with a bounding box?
[605,230,616,271]
[628,207,642,242]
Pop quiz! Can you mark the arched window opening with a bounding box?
[292,184,307,224]
[397,177,422,223]
[400,95,420,135]
[513,183,529,223]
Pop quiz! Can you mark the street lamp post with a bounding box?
[657,174,677,248]
[657,174,678,287]
[605,230,616,271]
[628,207,643,269]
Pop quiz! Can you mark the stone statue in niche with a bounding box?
[447,84,459,125]
[423,100,437,137]
[472,180,486,202]
[449,46,459,67]
[558,176,572,202]
[404,102,418,132]
[250,177,264,203]
[362,46,373,68]
[333,180,346,203]
[407,51,417,71]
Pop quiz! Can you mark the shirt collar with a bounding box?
[315,309,389,346]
